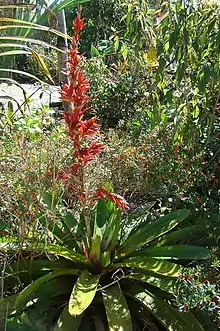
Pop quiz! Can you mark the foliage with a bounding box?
[0,201,211,330]
[84,56,148,128]
[0,0,88,83]
[175,264,220,329]
[134,0,220,142]
[0,10,214,331]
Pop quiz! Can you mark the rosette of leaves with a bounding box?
[0,201,211,331]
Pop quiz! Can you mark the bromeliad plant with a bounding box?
[0,12,212,331]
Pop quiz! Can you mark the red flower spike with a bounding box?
[58,13,127,216]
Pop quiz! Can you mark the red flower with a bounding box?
[76,117,99,137]
[73,16,84,38]
[92,188,128,211]
[77,142,104,164]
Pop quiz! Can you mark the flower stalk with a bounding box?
[59,10,127,243]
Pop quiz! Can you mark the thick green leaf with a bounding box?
[102,284,132,331]
[0,242,89,264]
[90,200,108,262]
[96,200,107,228]
[15,269,79,310]
[54,307,83,331]
[55,0,90,11]
[158,225,200,245]
[112,256,181,277]
[127,285,204,331]
[126,270,175,294]
[5,259,71,277]
[131,245,212,260]
[101,208,121,253]
[117,209,190,258]
[68,270,100,316]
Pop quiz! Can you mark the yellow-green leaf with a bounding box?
[31,50,54,84]
[112,256,182,277]
[68,270,100,316]
[102,284,132,331]
[147,46,157,67]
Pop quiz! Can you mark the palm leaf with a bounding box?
[0,69,46,84]
[0,36,65,53]
[102,284,133,331]
[68,270,100,316]
[0,50,31,57]
[30,49,54,84]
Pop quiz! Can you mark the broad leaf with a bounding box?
[15,269,79,310]
[90,200,109,262]
[158,225,200,245]
[101,208,121,253]
[68,270,100,316]
[127,285,204,331]
[112,256,181,277]
[131,245,212,260]
[0,242,89,264]
[126,270,175,294]
[102,284,132,331]
[117,209,190,258]
[54,306,83,331]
